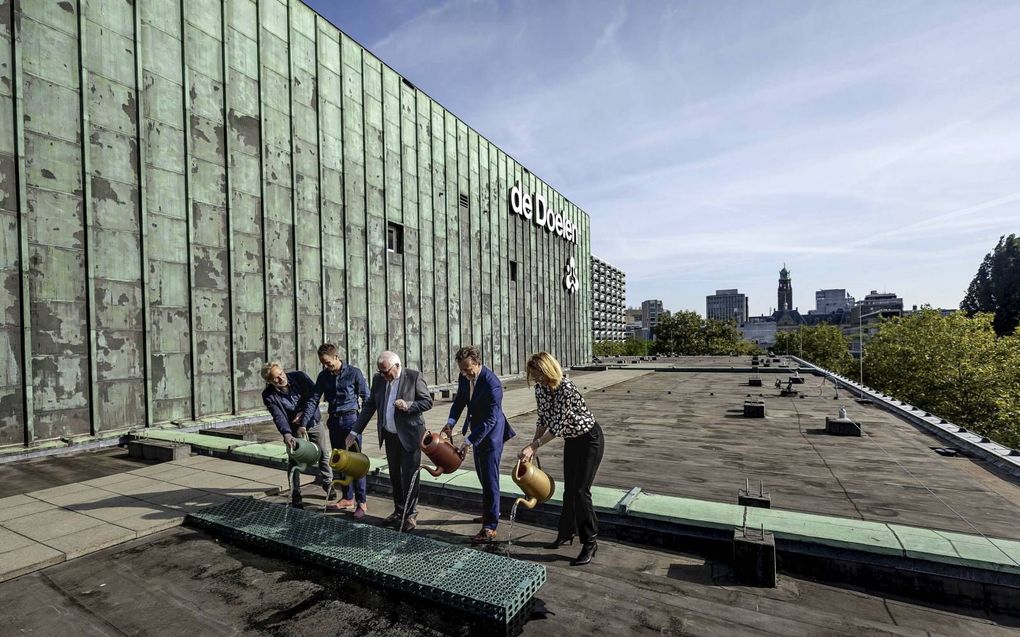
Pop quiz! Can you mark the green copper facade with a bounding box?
[0,0,592,448]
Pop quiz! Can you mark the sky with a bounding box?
[305,0,1020,316]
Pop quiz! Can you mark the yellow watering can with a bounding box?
[511,456,555,509]
[329,441,371,487]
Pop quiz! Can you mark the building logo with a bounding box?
[509,181,578,244]
[563,256,579,294]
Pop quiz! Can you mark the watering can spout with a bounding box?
[421,464,445,477]
[514,495,539,509]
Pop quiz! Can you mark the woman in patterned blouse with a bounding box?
[518,352,605,566]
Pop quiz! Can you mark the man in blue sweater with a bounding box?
[442,345,516,543]
[261,362,332,507]
[301,343,370,518]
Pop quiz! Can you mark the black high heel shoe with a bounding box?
[570,540,598,566]
[543,535,575,549]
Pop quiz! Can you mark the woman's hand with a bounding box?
[518,443,536,462]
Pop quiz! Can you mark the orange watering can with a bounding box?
[420,429,463,477]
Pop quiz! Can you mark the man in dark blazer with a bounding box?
[348,351,433,531]
[442,345,516,544]
[260,362,332,507]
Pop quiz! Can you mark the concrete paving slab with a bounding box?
[0,526,36,553]
[0,541,64,582]
[80,472,143,488]
[96,475,177,498]
[0,498,55,523]
[29,484,120,507]
[40,522,137,560]
[0,494,38,509]
[109,509,185,534]
[63,495,167,523]
[135,486,212,508]
[2,507,109,542]
[27,481,98,501]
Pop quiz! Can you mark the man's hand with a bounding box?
[394,399,409,412]
[345,432,358,448]
[291,413,301,425]
[296,426,307,438]
[458,441,470,458]
[440,425,453,440]
[283,433,297,450]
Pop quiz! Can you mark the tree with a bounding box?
[650,312,761,356]
[774,324,853,375]
[863,309,1020,449]
[651,311,705,355]
[962,234,1020,336]
[593,338,649,358]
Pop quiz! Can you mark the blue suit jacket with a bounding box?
[447,366,516,450]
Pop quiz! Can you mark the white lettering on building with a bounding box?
[509,181,577,244]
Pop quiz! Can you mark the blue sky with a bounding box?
[305,0,1020,316]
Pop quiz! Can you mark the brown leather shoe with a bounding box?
[470,528,497,544]
[401,517,417,532]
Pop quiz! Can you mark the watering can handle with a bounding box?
[347,439,361,453]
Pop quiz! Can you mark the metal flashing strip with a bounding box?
[186,498,546,626]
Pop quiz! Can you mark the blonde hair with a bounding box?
[527,352,563,389]
[260,361,283,383]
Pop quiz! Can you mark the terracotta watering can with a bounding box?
[511,456,555,509]
[420,429,463,477]
[287,436,321,471]
[329,441,371,487]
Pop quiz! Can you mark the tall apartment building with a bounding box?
[706,289,749,323]
[592,257,627,342]
[641,299,666,340]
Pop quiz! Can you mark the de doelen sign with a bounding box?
[509,181,578,244]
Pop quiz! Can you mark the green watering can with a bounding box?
[287,436,321,470]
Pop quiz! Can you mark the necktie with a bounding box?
[469,378,476,400]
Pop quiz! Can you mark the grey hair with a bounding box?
[378,351,401,368]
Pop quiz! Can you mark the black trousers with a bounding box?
[383,430,421,518]
[559,421,605,544]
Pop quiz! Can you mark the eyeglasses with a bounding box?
[379,363,398,375]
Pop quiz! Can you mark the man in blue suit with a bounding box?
[442,345,516,544]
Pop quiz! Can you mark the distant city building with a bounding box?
[811,289,854,315]
[846,291,905,356]
[641,299,666,340]
[777,265,793,311]
[739,315,779,347]
[706,289,749,323]
[591,256,626,342]
[624,307,644,340]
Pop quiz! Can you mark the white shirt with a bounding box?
[383,372,401,433]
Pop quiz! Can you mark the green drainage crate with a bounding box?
[186,498,545,631]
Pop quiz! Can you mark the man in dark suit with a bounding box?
[442,346,516,544]
[348,351,433,531]
[260,362,332,507]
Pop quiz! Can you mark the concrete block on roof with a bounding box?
[732,527,777,587]
[0,526,37,554]
[826,417,862,437]
[109,509,185,534]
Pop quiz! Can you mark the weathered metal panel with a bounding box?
[430,100,449,382]
[455,119,469,352]
[381,65,404,365]
[363,51,385,365]
[444,110,459,378]
[341,32,366,371]
[414,89,435,382]
[399,79,419,371]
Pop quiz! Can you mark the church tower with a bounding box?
[778,265,793,311]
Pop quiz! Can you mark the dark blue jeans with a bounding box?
[327,412,366,504]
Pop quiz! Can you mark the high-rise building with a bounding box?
[706,289,749,323]
[811,289,854,315]
[641,300,666,339]
[777,265,793,311]
[592,257,626,342]
[846,291,905,355]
